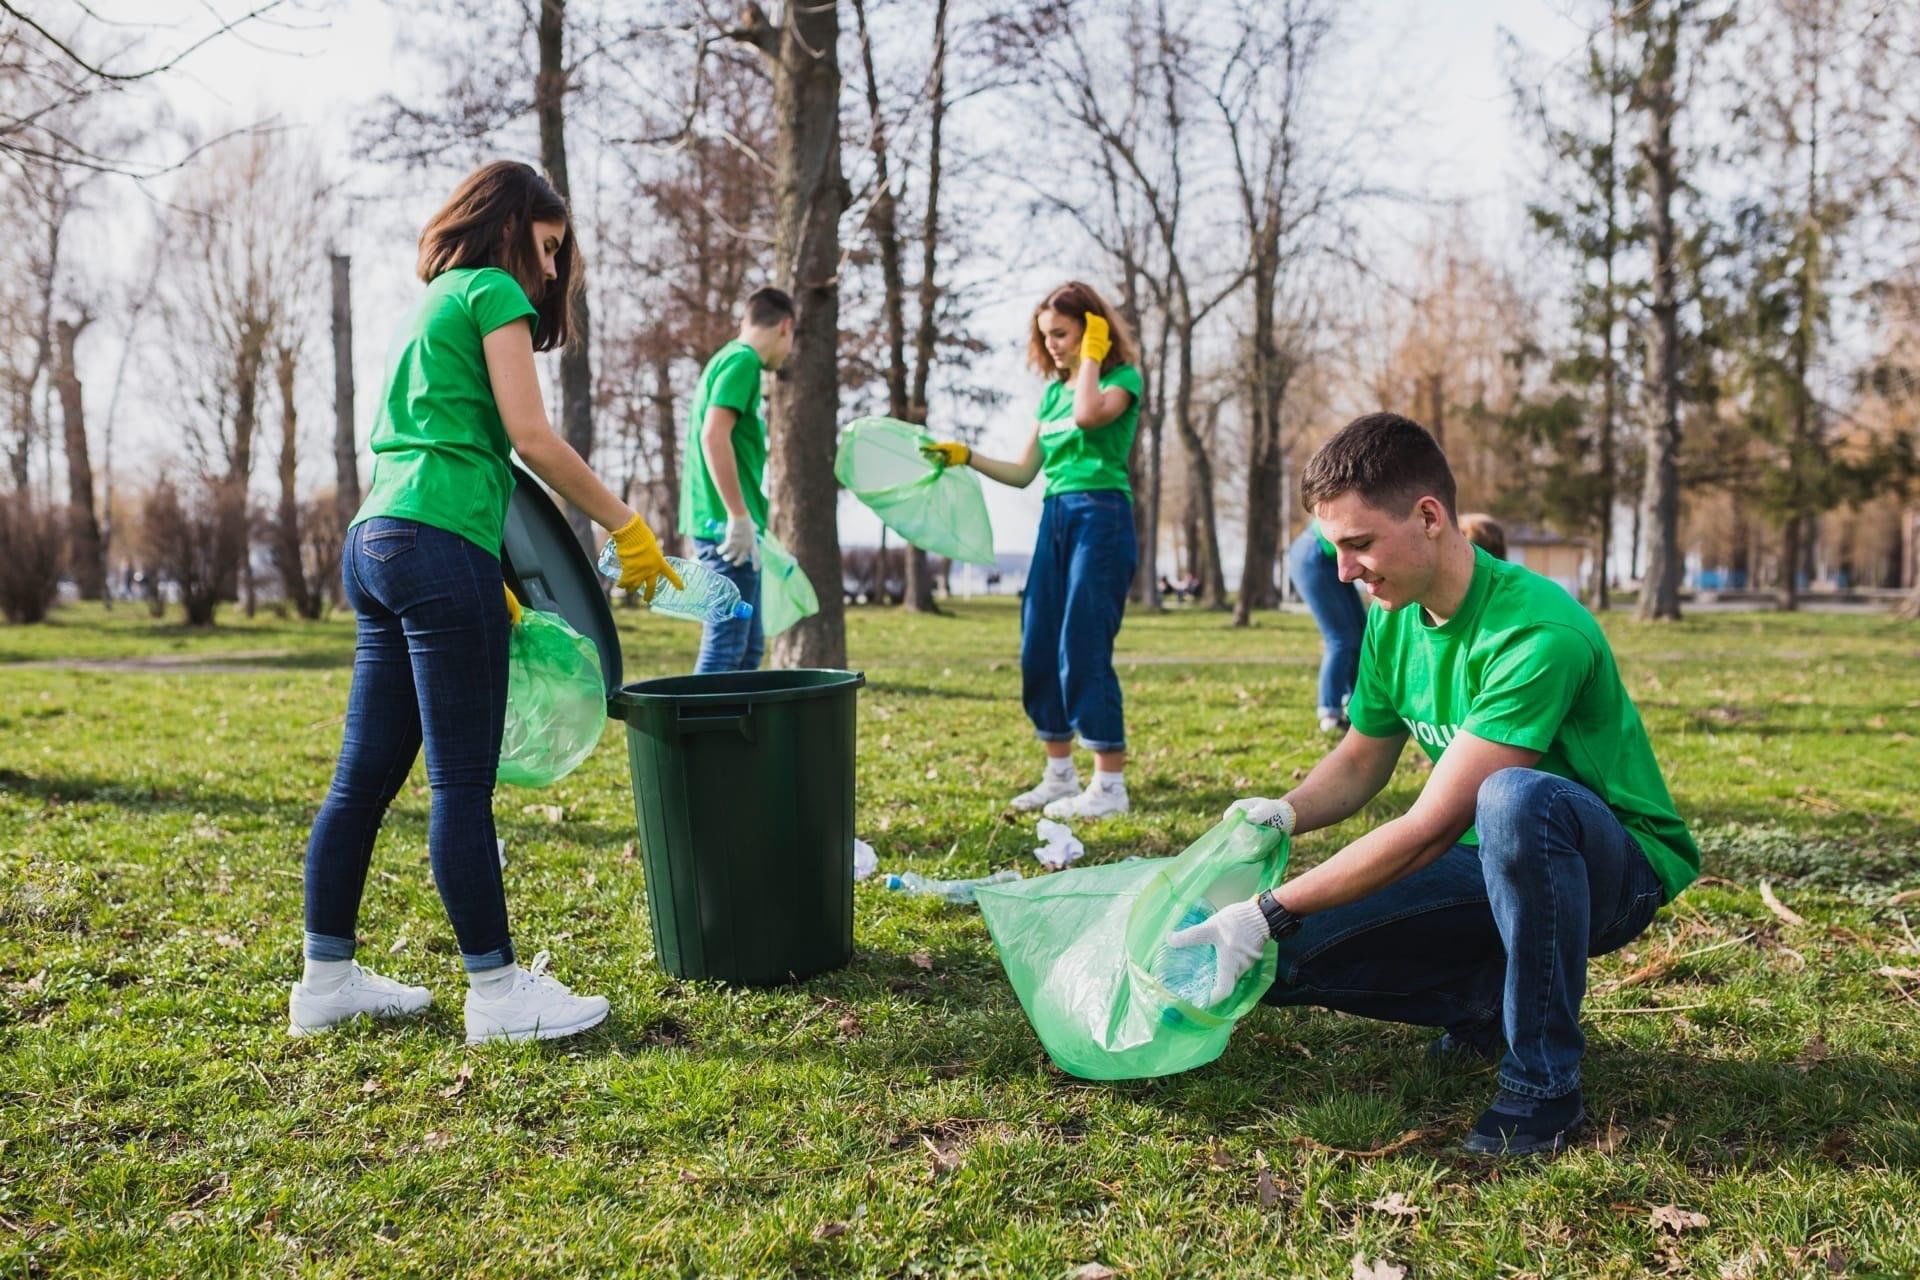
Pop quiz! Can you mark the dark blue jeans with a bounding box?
[1262,768,1667,1099]
[1021,490,1137,752]
[692,538,764,674]
[303,517,515,972]
[1286,528,1367,718]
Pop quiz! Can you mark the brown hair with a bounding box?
[416,161,580,352]
[744,286,795,328]
[1027,281,1138,380]
[1301,412,1458,519]
[1459,512,1507,559]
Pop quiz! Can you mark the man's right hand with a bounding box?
[718,515,759,568]
[921,440,970,468]
[1226,797,1297,835]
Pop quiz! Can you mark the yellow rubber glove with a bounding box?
[503,584,523,626]
[920,440,971,468]
[609,514,685,604]
[1079,312,1112,364]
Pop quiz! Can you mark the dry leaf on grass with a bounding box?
[1069,1266,1120,1280]
[520,803,564,824]
[1888,888,1920,906]
[441,1063,473,1099]
[1351,1253,1408,1280]
[421,1130,453,1150]
[1368,1191,1421,1220]
[1796,1034,1831,1071]
[359,1078,380,1096]
[1257,1166,1283,1209]
[1758,881,1805,927]
[1875,966,1920,981]
[1291,1128,1429,1159]
[1651,1204,1710,1233]
[909,951,934,971]
[812,1221,848,1241]
[1595,1118,1628,1154]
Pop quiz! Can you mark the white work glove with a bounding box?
[1226,797,1297,835]
[1165,899,1270,1007]
[718,515,759,568]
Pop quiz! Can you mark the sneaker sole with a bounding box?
[465,1003,609,1045]
[286,1004,430,1038]
[1461,1114,1586,1157]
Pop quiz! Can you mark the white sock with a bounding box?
[1093,770,1126,792]
[302,957,354,993]
[1044,756,1076,781]
[469,964,518,998]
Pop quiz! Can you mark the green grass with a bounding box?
[3,599,1918,1277]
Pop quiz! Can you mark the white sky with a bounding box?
[72,0,1603,557]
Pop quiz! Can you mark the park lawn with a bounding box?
[2,598,1917,1278]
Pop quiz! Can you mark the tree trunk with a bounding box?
[1234,242,1285,626]
[272,344,320,618]
[219,335,265,602]
[1171,303,1226,608]
[330,252,360,530]
[1635,40,1683,623]
[537,0,595,550]
[650,352,680,553]
[735,1,848,668]
[53,317,105,600]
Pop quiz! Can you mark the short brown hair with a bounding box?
[416,161,580,352]
[1301,412,1457,519]
[744,286,794,328]
[1027,281,1138,380]
[1459,512,1507,559]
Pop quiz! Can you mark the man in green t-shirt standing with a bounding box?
[1168,412,1698,1157]
[678,287,795,672]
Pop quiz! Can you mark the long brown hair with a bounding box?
[416,161,580,352]
[1026,280,1138,380]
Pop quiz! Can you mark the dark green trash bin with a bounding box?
[611,669,864,985]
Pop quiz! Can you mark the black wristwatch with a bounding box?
[1255,890,1303,940]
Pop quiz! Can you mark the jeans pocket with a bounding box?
[360,526,417,564]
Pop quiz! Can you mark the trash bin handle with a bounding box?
[676,703,753,737]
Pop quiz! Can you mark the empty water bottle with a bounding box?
[884,868,1022,905]
[1154,903,1220,1015]
[597,541,753,625]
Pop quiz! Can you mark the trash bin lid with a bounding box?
[501,462,623,705]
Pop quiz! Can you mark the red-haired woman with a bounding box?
[926,281,1142,820]
[290,161,680,1044]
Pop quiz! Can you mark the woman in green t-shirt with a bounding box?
[926,281,1143,820]
[290,162,681,1045]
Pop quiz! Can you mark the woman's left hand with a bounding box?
[1079,313,1112,364]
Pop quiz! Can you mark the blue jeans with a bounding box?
[1287,528,1367,718]
[691,539,764,673]
[1021,490,1137,752]
[1262,768,1667,1099]
[303,517,515,972]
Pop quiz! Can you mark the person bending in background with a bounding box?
[677,287,796,673]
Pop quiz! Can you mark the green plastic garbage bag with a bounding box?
[975,814,1290,1081]
[497,607,606,788]
[757,530,819,638]
[834,416,996,567]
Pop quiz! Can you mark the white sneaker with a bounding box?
[1010,772,1081,812]
[463,951,609,1045]
[1043,779,1131,821]
[287,964,431,1037]
[1318,714,1350,734]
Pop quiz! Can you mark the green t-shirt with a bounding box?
[1347,547,1699,901]
[352,267,538,555]
[678,340,768,540]
[1036,364,1143,499]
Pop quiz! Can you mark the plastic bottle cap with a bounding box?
[732,603,755,620]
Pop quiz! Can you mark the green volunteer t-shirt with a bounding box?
[678,340,769,540]
[1347,547,1699,900]
[1036,363,1143,499]
[352,267,538,555]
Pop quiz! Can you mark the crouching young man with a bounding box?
[1169,412,1698,1156]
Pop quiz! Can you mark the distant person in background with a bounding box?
[1461,513,1508,561]
[678,286,796,673]
[924,281,1143,820]
[1288,514,1366,734]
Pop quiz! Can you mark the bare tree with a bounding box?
[53,312,104,598]
[330,252,359,534]
[728,1,848,668]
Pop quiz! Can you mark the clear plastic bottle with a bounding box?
[1154,903,1219,1011]
[884,868,1022,905]
[597,542,753,625]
